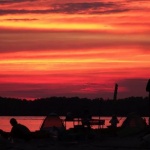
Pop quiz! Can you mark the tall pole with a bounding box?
[149,92,150,126]
[113,83,118,101]
[113,83,118,115]
[146,79,150,125]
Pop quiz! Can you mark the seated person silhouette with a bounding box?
[81,109,92,129]
[109,115,119,128]
[0,118,31,141]
[66,112,73,121]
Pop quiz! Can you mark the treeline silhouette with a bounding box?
[0,96,149,117]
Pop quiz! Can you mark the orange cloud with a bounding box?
[0,0,149,99]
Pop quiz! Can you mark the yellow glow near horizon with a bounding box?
[0,21,113,31]
[0,0,149,99]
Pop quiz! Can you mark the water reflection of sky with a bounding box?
[0,116,148,132]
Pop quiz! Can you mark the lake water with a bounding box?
[0,116,148,132]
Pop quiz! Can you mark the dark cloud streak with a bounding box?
[0,0,35,4]
[52,2,130,14]
[0,2,129,15]
[3,18,38,21]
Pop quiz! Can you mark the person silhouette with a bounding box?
[9,118,31,141]
[81,109,92,129]
[0,118,31,141]
[66,112,73,121]
[109,115,119,128]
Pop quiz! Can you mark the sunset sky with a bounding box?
[0,0,150,100]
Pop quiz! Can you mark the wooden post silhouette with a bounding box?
[146,79,150,125]
[113,84,118,115]
[113,83,118,101]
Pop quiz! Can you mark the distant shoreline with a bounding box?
[0,96,149,116]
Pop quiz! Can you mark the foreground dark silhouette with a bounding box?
[0,118,31,141]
